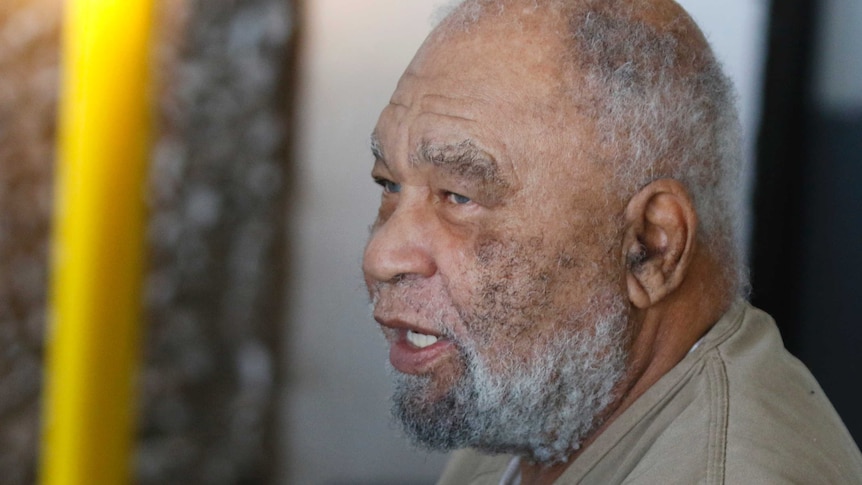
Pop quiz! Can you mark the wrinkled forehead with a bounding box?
[371,1,610,197]
[407,3,571,106]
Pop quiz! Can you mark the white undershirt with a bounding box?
[499,456,521,485]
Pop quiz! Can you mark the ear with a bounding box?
[622,179,698,309]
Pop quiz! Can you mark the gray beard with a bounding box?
[390,292,630,464]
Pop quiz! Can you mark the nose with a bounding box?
[362,199,437,284]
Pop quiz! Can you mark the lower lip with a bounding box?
[389,333,455,375]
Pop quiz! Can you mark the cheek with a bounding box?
[453,236,554,342]
[458,230,621,346]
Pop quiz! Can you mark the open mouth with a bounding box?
[389,328,454,375]
[406,329,439,348]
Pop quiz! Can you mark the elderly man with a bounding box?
[362,0,862,483]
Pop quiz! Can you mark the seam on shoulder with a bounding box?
[705,350,729,485]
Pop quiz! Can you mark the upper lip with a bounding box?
[373,313,444,338]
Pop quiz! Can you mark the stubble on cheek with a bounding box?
[469,235,547,338]
[460,227,625,371]
[372,274,462,331]
[465,233,585,343]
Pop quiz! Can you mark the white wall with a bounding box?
[814,0,862,112]
[282,2,447,484]
[281,1,767,483]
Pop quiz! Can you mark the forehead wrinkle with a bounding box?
[416,139,510,190]
[417,93,481,123]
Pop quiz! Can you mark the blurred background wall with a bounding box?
[280,2,449,483]
[0,0,60,481]
[140,0,293,482]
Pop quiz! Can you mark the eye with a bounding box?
[446,191,472,205]
[374,178,401,194]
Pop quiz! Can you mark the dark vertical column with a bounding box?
[753,0,862,446]
[796,113,862,446]
[750,0,819,352]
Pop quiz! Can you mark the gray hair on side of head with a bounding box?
[436,0,748,298]
[566,1,747,298]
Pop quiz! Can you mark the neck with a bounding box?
[519,252,732,484]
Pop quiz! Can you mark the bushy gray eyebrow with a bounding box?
[368,135,511,204]
[417,139,509,190]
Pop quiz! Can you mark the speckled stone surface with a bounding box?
[0,0,294,482]
[0,1,61,482]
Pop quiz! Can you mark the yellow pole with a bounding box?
[41,0,154,483]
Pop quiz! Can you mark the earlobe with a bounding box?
[622,179,697,309]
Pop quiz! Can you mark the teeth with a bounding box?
[406,330,439,349]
